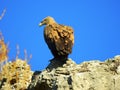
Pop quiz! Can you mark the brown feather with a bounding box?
[40,16,74,59]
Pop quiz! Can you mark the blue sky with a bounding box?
[0,0,120,71]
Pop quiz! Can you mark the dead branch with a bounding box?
[0,8,6,20]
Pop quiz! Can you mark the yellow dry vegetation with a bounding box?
[0,59,33,90]
[0,39,8,62]
[0,32,33,90]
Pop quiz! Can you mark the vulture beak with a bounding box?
[39,20,45,26]
[39,22,43,26]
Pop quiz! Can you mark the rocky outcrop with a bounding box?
[28,55,120,90]
[1,55,120,90]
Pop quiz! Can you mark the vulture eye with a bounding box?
[44,19,47,21]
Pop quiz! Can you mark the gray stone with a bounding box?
[28,55,120,90]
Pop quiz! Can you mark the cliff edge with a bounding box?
[1,55,120,90]
[28,55,120,90]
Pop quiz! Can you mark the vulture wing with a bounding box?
[44,23,74,58]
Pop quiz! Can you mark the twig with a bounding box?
[0,8,6,20]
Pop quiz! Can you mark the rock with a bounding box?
[1,55,120,90]
[28,55,120,90]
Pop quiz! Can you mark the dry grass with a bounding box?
[0,32,33,90]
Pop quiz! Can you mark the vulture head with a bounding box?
[39,16,56,26]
